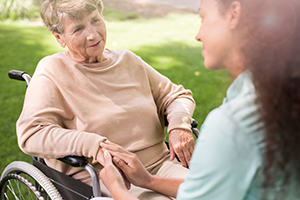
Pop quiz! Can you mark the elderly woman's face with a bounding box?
[54,10,107,63]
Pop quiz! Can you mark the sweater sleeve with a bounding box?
[142,61,195,133]
[16,58,107,160]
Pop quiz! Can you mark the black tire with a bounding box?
[1,173,46,199]
[0,161,63,200]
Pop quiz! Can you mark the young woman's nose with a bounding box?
[195,30,202,42]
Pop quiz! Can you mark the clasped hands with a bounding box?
[97,129,195,192]
[99,141,150,192]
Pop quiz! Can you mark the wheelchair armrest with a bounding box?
[57,156,101,197]
[165,116,200,139]
[58,156,89,168]
[8,70,31,86]
[191,119,198,128]
[191,119,200,138]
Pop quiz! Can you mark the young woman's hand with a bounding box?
[100,141,152,188]
[99,150,136,200]
[99,150,127,190]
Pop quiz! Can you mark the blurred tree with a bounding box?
[0,0,39,21]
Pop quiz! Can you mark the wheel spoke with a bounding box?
[4,192,10,200]
[26,186,32,200]
[14,179,24,200]
[6,180,20,200]
[1,174,46,200]
[1,162,62,200]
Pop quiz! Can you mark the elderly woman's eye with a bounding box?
[93,19,100,23]
[74,27,82,33]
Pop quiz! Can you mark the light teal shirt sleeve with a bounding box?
[177,71,263,200]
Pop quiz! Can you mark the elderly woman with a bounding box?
[99,0,300,199]
[16,0,196,199]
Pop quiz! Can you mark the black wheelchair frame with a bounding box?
[0,70,200,200]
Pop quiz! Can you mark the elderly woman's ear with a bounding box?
[52,31,66,48]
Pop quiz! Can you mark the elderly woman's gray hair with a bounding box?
[40,0,104,34]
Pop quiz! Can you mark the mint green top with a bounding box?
[177,71,299,199]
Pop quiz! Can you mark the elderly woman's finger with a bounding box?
[101,148,131,170]
[102,150,112,166]
[100,141,128,154]
[113,156,131,172]
[175,149,188,168]
[108,151,136,168]
[169,145,175,161]
[183,148,192,167]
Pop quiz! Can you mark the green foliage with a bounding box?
[0,12,232,173]
[0,0,39,21]
[0,0,140,21]
[103,7,140,21]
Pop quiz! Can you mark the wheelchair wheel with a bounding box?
[0,161,63,200]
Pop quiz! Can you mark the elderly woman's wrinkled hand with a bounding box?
[168,129,195,168]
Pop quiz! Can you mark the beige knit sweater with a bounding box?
[17,49,195,177]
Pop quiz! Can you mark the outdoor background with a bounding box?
[0,0,232,173]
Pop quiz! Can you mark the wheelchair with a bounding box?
[0,70,200,200]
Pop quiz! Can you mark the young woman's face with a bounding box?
[55,10,107,63]
[195,0,233,70]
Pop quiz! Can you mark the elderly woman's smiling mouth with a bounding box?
[89,40,101,48]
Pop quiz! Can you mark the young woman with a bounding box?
[99,0,300,199]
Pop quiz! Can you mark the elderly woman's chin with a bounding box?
[87,43,106,62]
[71,42,106,63]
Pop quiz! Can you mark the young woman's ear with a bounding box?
[227,1,242,29]
[52,31,66,48]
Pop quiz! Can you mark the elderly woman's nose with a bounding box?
[86,26,97,40]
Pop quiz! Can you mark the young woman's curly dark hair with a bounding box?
[219,0,300,195]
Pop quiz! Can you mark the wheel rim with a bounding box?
[1,173,46,200]
[0,161,62,200]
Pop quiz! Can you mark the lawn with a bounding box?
[0,12,232,173]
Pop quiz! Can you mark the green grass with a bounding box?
[0,12,232,173]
